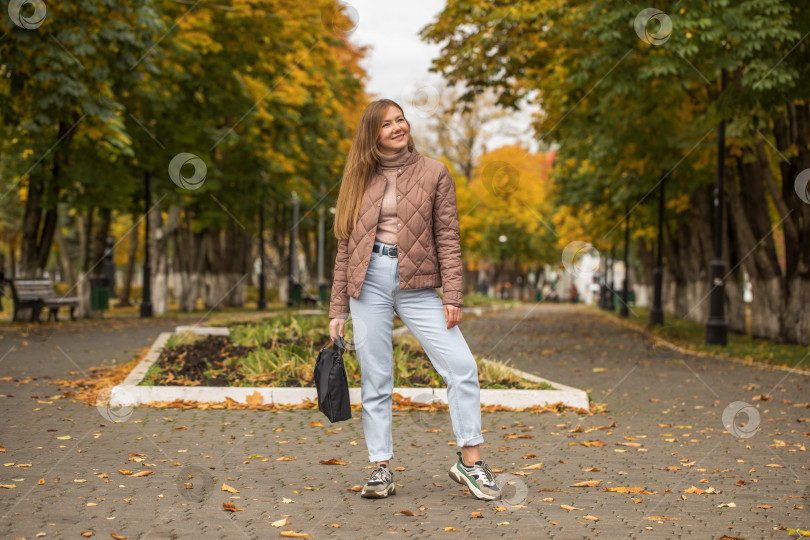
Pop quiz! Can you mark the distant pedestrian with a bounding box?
[328,99,500,501]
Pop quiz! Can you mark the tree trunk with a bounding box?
[54,226,75,288]
[116,213,140,307]
[75,210,94,318]
[151,203,180,315]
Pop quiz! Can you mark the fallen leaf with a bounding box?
[581,440,605,447]
[309,421,324,427]
[222,483,240,493]
[347,485,362,492]
[471,512,483,518]
[570,480,602,487]
[560,505,583,511]
[522,463,544,470]
[110,534,127,540]
[752,504,772,509]
[282,497,294,504]
[319,459,347,466]
[717,502,736,508]
[581,515,599,521]
[603,487,656,494]
[276,457,296,461]
[223,502,244,512]
[520,454,538,459]
[270,518,290,527]
[279,530,311,537]
[245,391,264,408]
[130,471,153,477]
[397,510,423,517]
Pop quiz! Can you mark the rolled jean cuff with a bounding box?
[368,452,393,463]
[458,434,485,447]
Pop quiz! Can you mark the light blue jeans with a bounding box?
[349,241,485,462]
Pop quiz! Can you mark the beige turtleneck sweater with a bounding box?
[375,145,411,245]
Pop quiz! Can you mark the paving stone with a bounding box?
[0,305,807,539]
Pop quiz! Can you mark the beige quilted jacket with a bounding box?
[328,148,463,319]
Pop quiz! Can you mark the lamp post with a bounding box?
[287,191,299,307]
[620,208,630,317]
[650,171,666,326]
[606,246,615,312]
[139,170,153,318]
[706,68,728,345]
[498,235,507,299]
[257,201,267,310]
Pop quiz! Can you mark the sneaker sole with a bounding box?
[360,482,396,499]
[449,464,499,501]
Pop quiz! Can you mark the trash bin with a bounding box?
[90,278,110,311]
[613,290,635,309]
[291,283,303,305]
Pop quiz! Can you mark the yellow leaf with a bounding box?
[279,530,311,537]
[221,483,240,493]
[570,480,602,487]
[245,391,264,408]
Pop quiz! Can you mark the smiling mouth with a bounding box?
[392,135,403,140]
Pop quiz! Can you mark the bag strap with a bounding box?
[332,335,346,354]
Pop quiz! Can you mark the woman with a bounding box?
[328,99,500,501]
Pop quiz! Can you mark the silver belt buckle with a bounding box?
[386,245,398,258]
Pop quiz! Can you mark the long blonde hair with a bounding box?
[333,99,415,240]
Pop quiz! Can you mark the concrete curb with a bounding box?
[111,307,590,410]
[598,311,810,376]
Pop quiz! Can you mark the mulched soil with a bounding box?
[157,336,254,386]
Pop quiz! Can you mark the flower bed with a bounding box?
[139,313,553,390]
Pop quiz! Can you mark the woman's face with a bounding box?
[377,106,409,154]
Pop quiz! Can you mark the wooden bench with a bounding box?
[5,279,78,322]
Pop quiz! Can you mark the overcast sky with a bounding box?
[343,0,540,155]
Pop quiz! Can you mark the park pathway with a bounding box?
[0,304,807,539]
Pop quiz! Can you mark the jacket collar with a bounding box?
[374,147,421,176]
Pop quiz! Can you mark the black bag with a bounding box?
[313,335,352,423]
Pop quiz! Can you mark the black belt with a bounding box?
[372,243,398,257]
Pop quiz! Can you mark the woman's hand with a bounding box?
[329,318,346,341]
[444,305,462,330]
